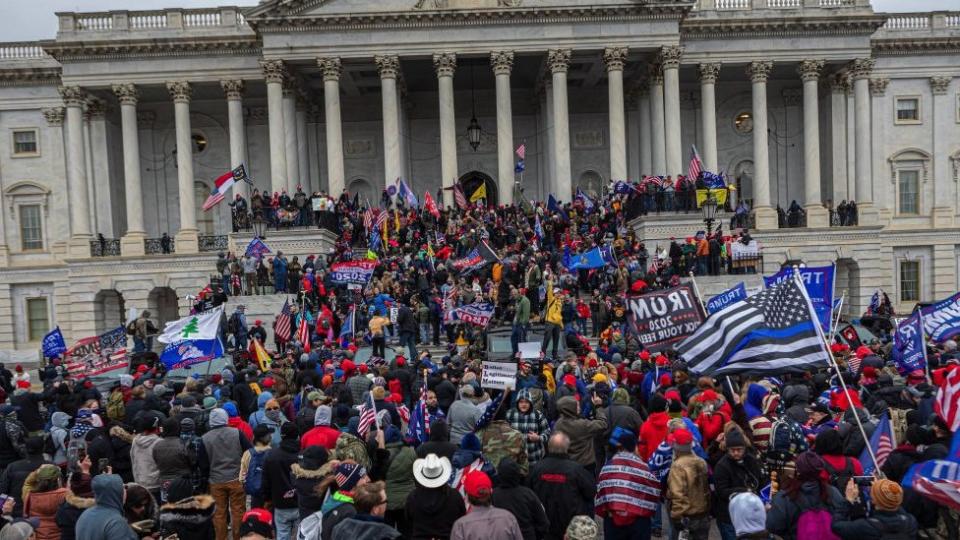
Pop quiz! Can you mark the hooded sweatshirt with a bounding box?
[74,474,138,540]
[130,433,162,491]
[552,396,607,467]
[50,412,71,466]
[638,411,670,461]
[491,459,549,540]
[301,406,341,450]
[744,384,769,421]
[405,485,466,540]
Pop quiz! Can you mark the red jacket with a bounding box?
[638,411,671,461]
[300,425,341,450]
[228,417,253,442]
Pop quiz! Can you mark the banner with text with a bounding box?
[891,313,926,375]
[447,303,495,327]
[763,264,835,330]
[627,284,705,353]
[706,282,747,315]
[160,338,224,371]
[330,260,378,285]
[65,326,129,378]
[920,292,960,344]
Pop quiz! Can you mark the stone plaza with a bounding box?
[0,0,958,357]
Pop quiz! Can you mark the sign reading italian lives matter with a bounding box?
[481,360,518,391]
[627,284,705,353]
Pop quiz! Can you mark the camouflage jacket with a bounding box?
[478,420,528,475]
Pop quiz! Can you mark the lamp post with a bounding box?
[701,192,718,237]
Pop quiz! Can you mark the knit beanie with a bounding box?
[794,451,825,481]
[729,492,766,536]
[871,479,903,511]
[335,463,367,492]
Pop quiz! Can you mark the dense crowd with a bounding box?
[13,183,959,540]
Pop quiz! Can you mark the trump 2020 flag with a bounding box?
[921,292,960,344]
[860,411,895,476]
[158,306,223,344]
[677,272,831,376]
[706,283,747,315]
[245,237,271,259]
[901,428,960,511]
[42,327,67,358]
[160,338,223,370]
[398,179,418,207]
[891,313,926,376]
[763,264,835,330]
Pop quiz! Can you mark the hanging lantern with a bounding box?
[467,115,481,151]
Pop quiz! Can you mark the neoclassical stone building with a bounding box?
[0,0,958,357]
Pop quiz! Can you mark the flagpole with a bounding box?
[828,292,846,344]
[918,310,931,383]
[793,266,880,475]
[688,271,736,398]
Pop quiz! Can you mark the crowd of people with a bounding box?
[11,182,958,540]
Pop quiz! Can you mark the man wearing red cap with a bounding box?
[665,428,711,540]
[449,471,522,540]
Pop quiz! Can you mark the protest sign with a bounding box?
[626,284,705,353]
[330,260,378,285]
[481,360,518,390]
[65,326,129,378]
[518,342,541,359]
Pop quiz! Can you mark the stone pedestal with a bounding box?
[68,236,93,258]
[804,205,829,228]
[175,229,200,254]
[120,233,146,257]
[753,207,778,230]
[932,207,954,228]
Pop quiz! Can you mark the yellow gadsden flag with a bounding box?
[469,183,487,202]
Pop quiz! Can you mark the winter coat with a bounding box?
[107,426,134,483]
[447,399,482,445]
[385,445,417,512]
[713,453,763,524]
[405,485,466,540]
[451,504,524,540]
[24,486,68,540]
[638,411,670,461]
[85,429,115,477]
[331,514,401,540]
[292,462,328,519]
[831,501,918,540]
[157,494,216,540]
[56,491,96,540]
[0,455,49,515]
[765,481,845,540]
[552,397,607,467]
[491,458,549,540]
[666,453,710,520]
[130,433,162,491]
[527,453,595,540]
[75,475,138,540]
[261,438,299,509]
[200,426,249,484]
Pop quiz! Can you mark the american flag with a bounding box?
[453,184,467,209]
[934,365,960,432]
[404,382,431,444]
[847,353,861,375]
[275,299,292,343]
[516,144,526,160]
[357,391,378,439]
[396,402,410,424]
[688,145,703,181]
[860,411,895,475]
[363,208,373,231]
[296,315,310,353]
[374,209,388,231]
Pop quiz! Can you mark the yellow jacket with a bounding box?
[544,279,562,326]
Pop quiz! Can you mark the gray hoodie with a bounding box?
[75,474,138,540]
[130,433,162,490]
[50,412,70,466]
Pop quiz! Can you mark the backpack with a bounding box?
[865,516,913,540]
[107,391,126,422]
[126,320,137,336]
[296,509,323,540]
[766,417,808,465]
[244,447,267,496]
[228,313,241,335]
[823,456,855,494]
[796,506,840,540]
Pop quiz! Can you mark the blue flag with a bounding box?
[160,338,223,370]
[41,327,67,358]
[245,237,271,258]
[869,290,881,313]
[534,214,544,240]
[576,187,595,211]
[891,313,926,375]
[398,179,418,207]
[920,292,960,343]
[405,393,431,444]
[706,283,747,315]
[548,194,568,221]
[564,246,615,271]
[369,228,382,252]
[763,264,835,330]
[613,181,633,194]
[515,159,525,173]
[339,306,355,347]
[861,411,895,476]
[701,172,726,189]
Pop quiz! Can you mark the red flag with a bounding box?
[935,365,960,432]
[297,315,311,353]
[424,191,440,219]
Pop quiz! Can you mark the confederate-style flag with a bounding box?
[424,191,441,219]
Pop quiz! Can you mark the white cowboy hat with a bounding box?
[412,453,452,488]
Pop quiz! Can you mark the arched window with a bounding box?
[195,181,215,235]
[577,170,603,198]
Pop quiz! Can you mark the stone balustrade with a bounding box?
[881,11,960,30]
[0,42,50,60]
[697,0,863,11]
[58,7,249,37]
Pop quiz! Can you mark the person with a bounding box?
[261,423,300,540]
[505,388,551,466]
[766,451,845,540]
[153,417,196,503]
[553,394,607,474]
[201,408,251,540]
[320,462,369,540]
[240,425,273,509]
[300,405,341,450]
[0,436,49,516]
[396,303,419,362]
[239,508,274,540]
[665,428,711,540]
[728,492,769,540]
[368,311,390,358]
[491,458,549,540]
[56,463,96,540]
[156,477,216,540]
[527,432,595,540]
[540,279,562,361]
[713,428,762,540]
[594,431,660,540]
[406,454,465,540]
[0,404,27,475]
[330,481,400,540]
[511,288,530,356]
[831,478,918,540]
[450,470,523,540]
[446,387,482,446]
[74,474,139,540]
[22,463,67,540]
[476,398,529,474]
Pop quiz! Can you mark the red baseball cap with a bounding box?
[672,428,693,446]
[463,470,493,498]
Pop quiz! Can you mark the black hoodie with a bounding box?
[491,458,550,540]
[404,485,465,540]
[261,438,300,509]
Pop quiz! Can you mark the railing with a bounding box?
[884,15,929,30]
[699,0,863,11]
[716,0,750,9]
[830,208,858,227]
[232,209,340,234]
[89,238,121,257]
[145,237,175,255]
[767,0,801,8]
[199,235,229,253]
[779,207,807,229]
[819,0,854,6]
[76,15,112,31]
[882,12,960,31]
[60,7,249,35]
[184,9,222,27]
[130,12,167,29]
[730,253,763,275]
[0,43,49,60]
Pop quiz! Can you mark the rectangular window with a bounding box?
[895,97,920,124]
[19,204,42,250]
[26,297,48,342]
[11,130,37,155]
[900,260,920,303]
[897,170,920,215]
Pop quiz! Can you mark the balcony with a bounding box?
[55,7,253,40]
[696,0,865,11]
[89,238,120,257]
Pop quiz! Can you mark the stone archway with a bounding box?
[733,160,754,208]
[147,286,180,329]
[836,258,862,318]
[458,171,497,206]
[93,289,125,336]
[577,170,604,198]
[348,178,375,208]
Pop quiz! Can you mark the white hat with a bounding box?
[412,454,452,488]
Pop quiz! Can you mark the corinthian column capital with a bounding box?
[490,50,514,76]
[433,53,457,78]
[317,57,342,82]
[547,49,572,74]
[603,46,628,72]
[166,81,192,103]
[112,83,139,105]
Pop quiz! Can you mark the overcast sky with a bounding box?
[0,0,954,41]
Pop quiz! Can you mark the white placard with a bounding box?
[517,341,541,359]
[311,198,323,211]
[481,360,518,391]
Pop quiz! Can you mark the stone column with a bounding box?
[221,80,248,199]
[661,46,684,178]
[261,60,287,194]
[649,64,666,176]
[318,57,345,198]
[548,49,572,200]
[296,95,310,193]
[604,47,628,182]
[112,83,146,255]
[167,81,199,253]
[491,51,515,204]
[930,76,953,227]
[376,55,402,188]
[698,63,721,173]
[544,82,555,185]
[797,60,827,227]
[60,86,93,256]
[747,61,776,229]
[434,52,458,208]
[850,58,875,223]
[282,79,300,193]
[637,82,652,175]
[829,74,850,203]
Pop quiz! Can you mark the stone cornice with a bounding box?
[0,67,61,88]
[872,37,960,56]
[42,37,261,63]
[682,14,885,41]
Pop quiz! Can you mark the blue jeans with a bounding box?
[274,507,299,540]
[420,323,430,343]
[604,516,650,540]
[576,317,588,335]
[399,332,417,362]
[718,521,737,540]
[510,323,527,355]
